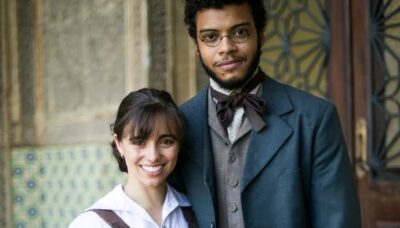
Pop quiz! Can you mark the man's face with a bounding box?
[196,3,263,89]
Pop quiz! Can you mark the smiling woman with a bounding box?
[68,88,198,228]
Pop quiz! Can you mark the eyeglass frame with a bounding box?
[197,25,255,47]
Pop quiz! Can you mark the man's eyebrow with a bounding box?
[198,22,252,34]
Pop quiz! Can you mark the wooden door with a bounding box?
[352,0,400,227]
[260,0,400,227]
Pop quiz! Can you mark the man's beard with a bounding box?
[199,45,261,90]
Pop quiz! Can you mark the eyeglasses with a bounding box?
[198,26,254,47]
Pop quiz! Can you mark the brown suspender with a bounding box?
[181,207,199,228]
[91,209,129,228]
[91,207,198,228]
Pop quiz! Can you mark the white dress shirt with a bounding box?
[69,184,191,228]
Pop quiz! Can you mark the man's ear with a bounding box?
[258,31,266,46]
[194,40,200,55]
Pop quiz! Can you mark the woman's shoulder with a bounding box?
[68,211,108,228]
[168,184,191,207]
[68,185,125,228]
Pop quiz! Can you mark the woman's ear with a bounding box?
[113,133,124,157]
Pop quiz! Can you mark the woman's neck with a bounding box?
[123,180,167,225]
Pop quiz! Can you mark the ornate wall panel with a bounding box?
[261,0,329,98]
[40,0,126,144]
[12,144,125,227]
[369,0,400,174]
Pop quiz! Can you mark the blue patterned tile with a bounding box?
[26,180,37,190]
[26,152,36,162]
[28,207,38,217]
[13,167,23,176]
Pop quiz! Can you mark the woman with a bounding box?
[69,88,197,227]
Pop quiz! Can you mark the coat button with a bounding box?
[228,203,238,212]
[228,179,238,187]
[210,222,216,228]
[228,154,237,163]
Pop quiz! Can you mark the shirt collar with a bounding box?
[85,184,191,213]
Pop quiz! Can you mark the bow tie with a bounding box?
[210,71,267,131]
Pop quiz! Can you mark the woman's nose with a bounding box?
[145,144,160,162]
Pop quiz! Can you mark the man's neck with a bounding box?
[209,68,260,95]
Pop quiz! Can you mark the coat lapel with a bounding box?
[241,75,294,192]
[183,88,216,203]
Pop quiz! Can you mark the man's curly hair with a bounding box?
[183,0,268,39]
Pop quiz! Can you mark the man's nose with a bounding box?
[218,36,237,54]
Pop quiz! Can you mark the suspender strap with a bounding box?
[91,209,130,228]
[181,207,199,228]
[91,207,198,228]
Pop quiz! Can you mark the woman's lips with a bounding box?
[141,165,163,176]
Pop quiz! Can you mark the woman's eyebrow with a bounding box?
[158,134,177,139]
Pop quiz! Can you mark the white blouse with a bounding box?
[68,184,191,228]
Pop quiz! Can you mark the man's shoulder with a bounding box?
[266,75,333,108]
[180,87,208,114]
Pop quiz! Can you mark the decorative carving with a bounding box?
[369,1,400,171]
[261,0,329,98]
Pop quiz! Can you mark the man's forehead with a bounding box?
[195,3,254,30]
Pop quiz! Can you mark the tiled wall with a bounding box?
[12,143,126,227]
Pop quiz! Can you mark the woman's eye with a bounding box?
[160,138,175,146]
[131,138,145,145]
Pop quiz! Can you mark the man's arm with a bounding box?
[311,104,361,227]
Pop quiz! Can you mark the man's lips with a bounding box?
[216,58,244,71]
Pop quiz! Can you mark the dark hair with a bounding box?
[183,0,268,39]
[110,88,186,173]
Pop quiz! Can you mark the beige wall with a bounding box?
[0,0,197,227]
[1,0,197,145]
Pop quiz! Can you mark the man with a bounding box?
[171,0,361,227]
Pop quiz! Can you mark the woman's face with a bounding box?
[114,118,180,190]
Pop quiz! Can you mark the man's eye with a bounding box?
[232,28,249,38]
[201,33,219,42]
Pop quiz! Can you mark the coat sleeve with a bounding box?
[311,104,361,228]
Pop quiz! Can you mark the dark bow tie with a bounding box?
[210,71,267,131]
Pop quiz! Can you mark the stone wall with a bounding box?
[40,0,128,144]
[0,1,196,227]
